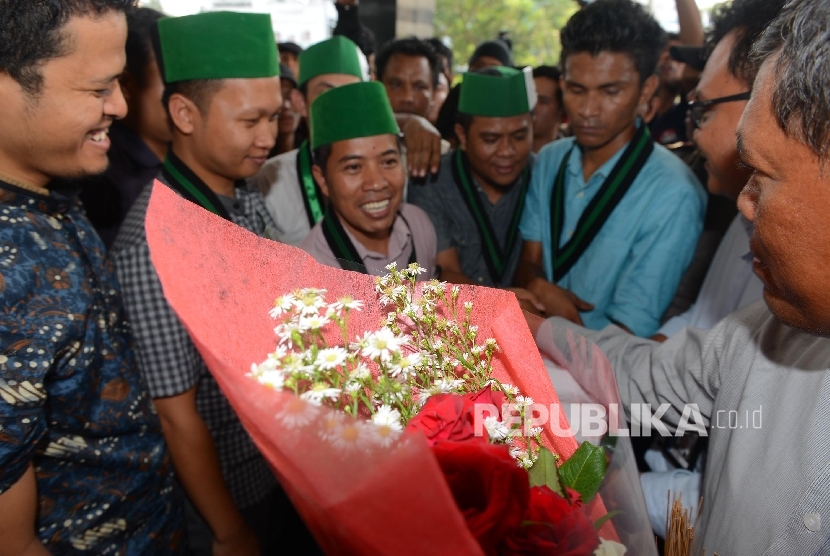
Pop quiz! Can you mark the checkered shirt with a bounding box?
[112,176,278,509]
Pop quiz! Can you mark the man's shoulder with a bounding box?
[110,179,156,254]
[254,149,299,185]
[400,202,433,226]
[644,144,703,190]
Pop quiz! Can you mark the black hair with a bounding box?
[705,0,787,86]
[0,0,133,95]
[532,65,563,112]
[751,0,830,161]
[532,65,560,83]
[426,38,453,73]
[559,0,666,84]
[161,80,223,117]
[125,7,165,88]
[376,37,439,89]
[358,25,377,57]
[469,39,512,68]
[435,83,461,141]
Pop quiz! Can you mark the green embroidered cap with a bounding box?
[310,81,399,148]
[298,36,364,87]
[157,12,279,83]
[458,66,537,118]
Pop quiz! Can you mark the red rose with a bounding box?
[432,440,530,555]
[498,486,600,556]
[406,394,482,445]
[465,385,506,420]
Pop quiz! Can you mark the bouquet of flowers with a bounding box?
[144,183,657,556]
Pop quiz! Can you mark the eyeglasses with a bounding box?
[688,92,751,129]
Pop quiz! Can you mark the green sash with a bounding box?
[296,140,324,227]
[451,149,530,285]
[550,124,654,282]
[162,152,233,222]
[321,208,417,274]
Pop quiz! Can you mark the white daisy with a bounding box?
[406,263,427,275]
[350,362,372,381]
[369,405,403,447]
[300,313,330,331]
[274,397,319,429]
[330,295,364,312]
[292,288,327,315]
[361,329,407,362]
[388,352,422,379]
[256,369,287,390]
[315,347,348,370]
[269,294,296,319]
[300,383,342,406]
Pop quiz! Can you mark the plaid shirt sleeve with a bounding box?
[112,187,201,398]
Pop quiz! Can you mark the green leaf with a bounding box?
[527,447,564,497]
[557,441,606,503]
[593,510,623,531]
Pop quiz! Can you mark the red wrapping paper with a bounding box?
[144,183,604,553]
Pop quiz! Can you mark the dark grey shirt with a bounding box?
[408,151,534,287]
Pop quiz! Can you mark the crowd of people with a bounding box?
[1,0,829,553]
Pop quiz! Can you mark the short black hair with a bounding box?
[426,38,453,73]
[533,65,563,111]
[560,0,666,84]
[751,0,830,161]
[0,0,133,95]
[705,0,787,86]
[376,37,439,88]
[162,80,224,117]
[125,7,165,88]
[532,65,560,83]
[358,25,377,57]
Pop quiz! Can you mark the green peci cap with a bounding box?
[298,36,364,87]
[157,12,279,83]
[310,81,399,149]
[458,66,537,118]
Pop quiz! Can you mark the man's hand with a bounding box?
[505,287,545,316]
[213,522,260,556]
[527,278,593,324]
[397,113,442,178]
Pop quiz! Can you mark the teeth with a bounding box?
[362,200,390,213]
[90,130,109,142]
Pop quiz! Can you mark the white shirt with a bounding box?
[659,214,763,337]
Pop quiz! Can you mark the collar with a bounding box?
[567,120,643,183]
[339,210,411,263]
[0,175,75,214]
[166,149,246,196]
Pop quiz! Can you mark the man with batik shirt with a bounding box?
[299,82,437,278]
[515,0,706,337]
[112,12,318,555]
[254,36,365,246]
[409,67,544,312]
[0,0,183,553]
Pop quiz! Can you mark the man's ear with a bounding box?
[454,123,467,151]
[167,93,200,135]
[291,88,308,119]
[312,164,330,198]
[638,74,661,113]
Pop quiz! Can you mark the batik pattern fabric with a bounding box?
[0,183,184,554]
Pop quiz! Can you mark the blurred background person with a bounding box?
[79,6,171,248]
[277,41,302,81]
[270,62,301,157]
[467,38,512,71]
[531,65,564,153]
[376,36,438,120]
